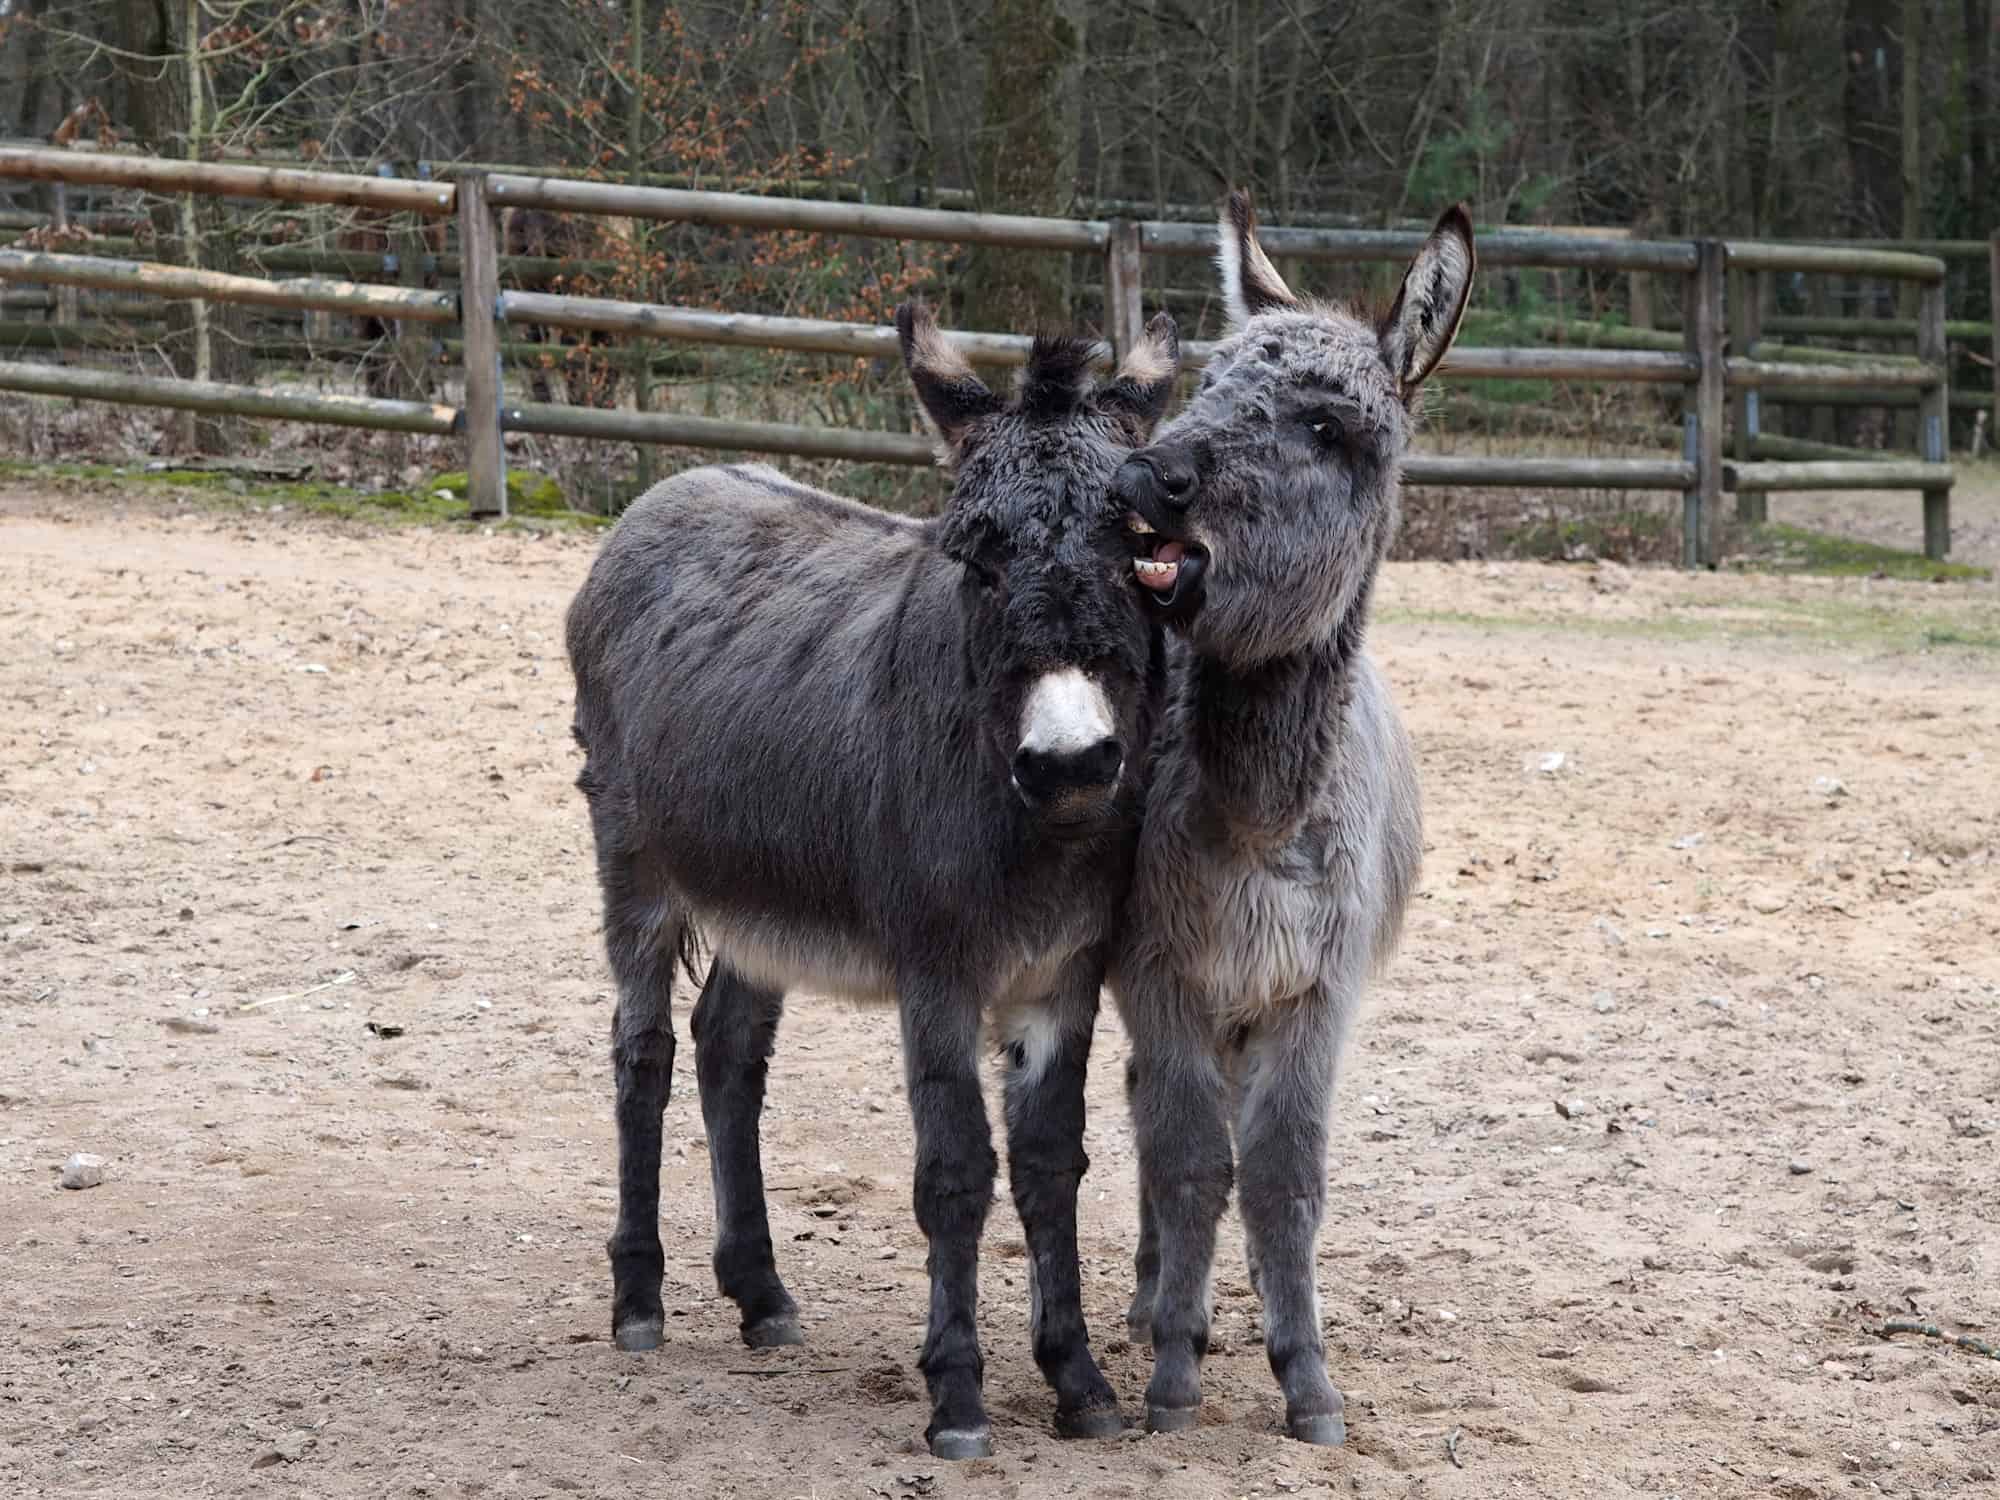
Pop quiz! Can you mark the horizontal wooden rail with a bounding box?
[1801,237,1988,259]
[1724,460,1956,491]
[1724,357,1940,389]
[0,320,702,372]
[499,291,1042,365]
[1402,455,1696,487]
[1757,313,1992,341]
[0,358,460,432]
[1142,221,1699,273]
[1723,240,1946,281]
[483,174,1108,251]
[0,250,458,323]
[0,146,457,214]
[1743,339,1931,370]
[1443,348,1695,383]
[1760,386,1986,410]
[1180,341,1698,382]
[502,401,938,464]
[1748,432,1885,462]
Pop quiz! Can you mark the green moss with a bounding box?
[426,468,571,515]
[0,458,604,531]
[1743,522,1989,582]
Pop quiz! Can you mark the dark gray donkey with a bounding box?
[564,303,1181,1458]
[1109,193,1474,1444]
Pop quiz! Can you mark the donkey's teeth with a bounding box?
[1126,512,1157,535]
[1133,557,1180,591]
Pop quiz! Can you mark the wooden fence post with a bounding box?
[304,205,335,345]
[1989,231,2000,456]
[48,184,77,347]
[1918,277,1951,560]
[393,163,437,398]
[1105,218,1143,359]
[1730,264,1766,522]
[457,173,507,519]
[1628,221,1654,331]
[1683,240,1725,568]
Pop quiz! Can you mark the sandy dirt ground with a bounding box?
[3,482,1998,1500]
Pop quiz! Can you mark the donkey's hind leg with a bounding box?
[1123,1054,1161,1342]
[998,961,1121,1439]
[691,962,800,1348]
[1234,996,1349,1445]
[596,841,685,1354]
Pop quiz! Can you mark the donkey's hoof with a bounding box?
[927,1426,994,1460]
[1145,1405,1200,1434]
[1286,1412,1347,1447]
[613,1317,664,1353]
[742,1313,804,1348]
[1055,1401,1125,1440]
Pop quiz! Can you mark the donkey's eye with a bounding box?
[1305,410,1344,448]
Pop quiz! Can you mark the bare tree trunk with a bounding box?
[1844,0,1901,234]
[1968,0,1991,230]
[13,0,52,141]
[629,0,655,494]
[1898,0,1922,335]
[1902,0,1923,243]
[964,0,1088,333]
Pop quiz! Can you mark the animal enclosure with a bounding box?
[3,483,1995,1495]
[0,145,1966,562]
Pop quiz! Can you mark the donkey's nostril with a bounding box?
[1012,736,1124,809]
[1158,454,1198,506]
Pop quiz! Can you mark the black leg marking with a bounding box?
[691,962,800,1347]
[595,843,682,1355]
[902,992,997,1458]
[1001,977,1121,1439]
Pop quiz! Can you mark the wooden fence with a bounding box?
[0,145,1959,563]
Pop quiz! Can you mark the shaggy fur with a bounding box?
[1110,194,1475,1443]
[566,304,1180,1458]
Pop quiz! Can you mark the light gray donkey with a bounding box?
[1109,192,1475,1444]
[564,303,1181,1458]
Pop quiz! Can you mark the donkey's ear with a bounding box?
[1096,312,1181,444]
[1216,189,1298,332]
[1378,203,1475,401]
[897,301,1001,455]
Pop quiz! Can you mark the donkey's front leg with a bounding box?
[901,988,999,1459]
[1131,1033,1234,1432]
[1235,998,1347,1445]
[999,963,1122,1439]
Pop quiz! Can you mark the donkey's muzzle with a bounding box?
[1112,445,1199,525]
[1012,736,1124,819]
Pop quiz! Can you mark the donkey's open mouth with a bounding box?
[1124,510,1209,616]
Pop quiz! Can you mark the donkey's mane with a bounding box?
[1015,335,1101,423]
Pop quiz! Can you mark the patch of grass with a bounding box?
[1382,590,2000,655]
[1499,509,1677,564]
[1921,623,2000,649]
[1741,522,1990,582]
[0,458,607,531]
